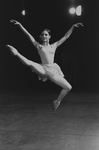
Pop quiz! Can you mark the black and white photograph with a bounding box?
[0,0,99,149]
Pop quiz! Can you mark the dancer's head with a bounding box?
[40,29,51,44]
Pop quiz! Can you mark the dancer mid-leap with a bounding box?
[6,19,83,111]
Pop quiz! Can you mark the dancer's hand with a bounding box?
[74,23,83,27]
[10,19,21,26]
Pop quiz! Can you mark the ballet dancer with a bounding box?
[6,19,83,111]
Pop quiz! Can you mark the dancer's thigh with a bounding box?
[30,61,46,75]
[50,75,72,89]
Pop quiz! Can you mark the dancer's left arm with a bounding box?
[56,23,83,47]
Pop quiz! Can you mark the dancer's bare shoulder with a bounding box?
[33,40,42,50]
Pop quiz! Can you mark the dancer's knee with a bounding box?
[65,84,72,92]
[69,84,72,90]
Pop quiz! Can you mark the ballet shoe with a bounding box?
[53,100,61,111]
[6,45,18,55]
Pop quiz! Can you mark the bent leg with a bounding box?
[6,45,46,75]
[51,75,72,90]
[50,75,72,110]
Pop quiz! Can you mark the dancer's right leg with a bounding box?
[6,45,46,75]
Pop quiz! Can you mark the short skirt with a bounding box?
[38,63,64,82]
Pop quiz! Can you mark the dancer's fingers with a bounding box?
[10,19,15,23]
[75,22,83,27]
[10,19,18,25]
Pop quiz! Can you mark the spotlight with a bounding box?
[76,5,82,16]
[69,7,76,14]
[22,10,25,15]
[69,5,82,16]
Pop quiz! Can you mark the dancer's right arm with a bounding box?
[10,19,40,49]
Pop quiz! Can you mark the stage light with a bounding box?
[76,5,82,16]
[69,7,76,14]
[22,10,25,15]
[69,5,82,16]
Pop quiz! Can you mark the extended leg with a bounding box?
[6,45,46,75]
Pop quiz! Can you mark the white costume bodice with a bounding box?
[37,43,57,64]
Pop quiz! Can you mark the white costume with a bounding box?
[32,42,64,81]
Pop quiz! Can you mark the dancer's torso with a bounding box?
[37,43,57,64]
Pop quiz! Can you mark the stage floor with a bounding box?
[0,91,99,150]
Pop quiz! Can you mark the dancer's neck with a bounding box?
[42,41,50,46]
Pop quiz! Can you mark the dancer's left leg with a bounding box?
[49,75,72,111]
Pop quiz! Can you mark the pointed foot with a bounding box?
[53,100,61,111]
[6,45,18,55]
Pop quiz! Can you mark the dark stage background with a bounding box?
[0,0,98,93]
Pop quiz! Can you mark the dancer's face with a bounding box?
[40,30,51,42]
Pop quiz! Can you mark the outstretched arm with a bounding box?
[10,19,40,48]
[56,23,83,47]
